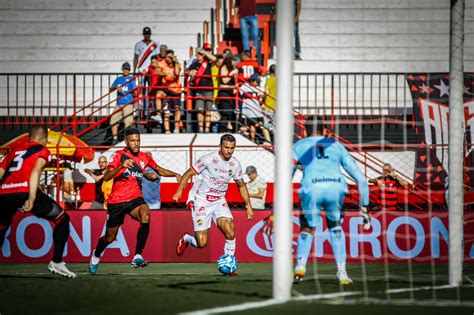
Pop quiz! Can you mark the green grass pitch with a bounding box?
[0,263,473,314]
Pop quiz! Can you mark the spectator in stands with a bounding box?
[294,0,302,60]
[217,55,239,132]
[186,43,217,133]
[158,49,183,134]
[223,48,232,58]
[239,74,268,143]
[142,152,161,209]
[212,54,224,100]
[262,64,276,144]
[157,44,168,62]
[133,26,160,75]
[245,166,267,210]
[110,62,137,143]
[369,163,408,211]
[237,50,266,83]
[84,156,108,209]
[145,56,162,124]
[263,64,276,113]
[235,0,260,58]
[133,27,160,122]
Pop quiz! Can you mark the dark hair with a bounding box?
[269,64,276,74]
[215,54,223,60]
[304,115,325,135]
[220,134,236,145]
[125,127,140,138]
[165,49,174,55]
[151,55,158,61]
[29,125,48,140]
[242,50,251,59]
[221,56,234,72]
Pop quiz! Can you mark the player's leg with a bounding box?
[31,191,76,278]
[0,195,20,247]
[325,190,352,285]
[89,200,126,274]
[176,200,212,255]
[294,190,321,281]
[129,202,151,267]
[216,217,236,256]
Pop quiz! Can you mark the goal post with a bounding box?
[273,0,295,301]
[448,0,465,287]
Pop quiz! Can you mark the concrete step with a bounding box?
[0,0,213,10]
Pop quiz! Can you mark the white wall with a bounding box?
[295,0,474,73]
[0,0,213,73]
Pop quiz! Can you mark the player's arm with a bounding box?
[0,167,4,181]
[172,167,196,202]
[22,158,48,212]
[339,145,371,230]
[103,159,134,181]
[236,178,254,220]
[154,164,181,182]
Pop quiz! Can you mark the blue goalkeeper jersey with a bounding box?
[292,136,369,207]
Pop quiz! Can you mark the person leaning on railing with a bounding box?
[185,43,217,133]
[158,49,183,134]
[217,55,239,132]
[368,163,408,211]
[109,62,137,144]
[144,55,162,123]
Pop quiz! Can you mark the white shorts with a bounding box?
[189,195,232,231]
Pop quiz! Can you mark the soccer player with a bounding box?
[88,127,181,274]
[0,126,76,278]
[173,134,254,265]
[292,116,370,285]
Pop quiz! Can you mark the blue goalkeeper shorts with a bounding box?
[298,186,346,228]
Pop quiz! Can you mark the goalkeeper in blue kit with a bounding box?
[291,116,370,285]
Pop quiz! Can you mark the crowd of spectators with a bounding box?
[109,26,276,145]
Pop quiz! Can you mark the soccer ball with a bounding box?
[216,254,238,275]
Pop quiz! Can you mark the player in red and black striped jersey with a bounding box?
[88,127,181,274]
[369,163,408,211]
[0,126,76,278]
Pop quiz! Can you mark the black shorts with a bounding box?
[106,197,146,228]
[0,191,63,229]
[163,90,182,108]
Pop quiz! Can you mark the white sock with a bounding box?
[91,254,100,264]
[133,254,143,260]
[337,262,346,273]
[184,234,198,247]
[224,238,236,256]
[296,257,308,269]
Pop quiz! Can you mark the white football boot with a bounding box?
[48,261,77,279]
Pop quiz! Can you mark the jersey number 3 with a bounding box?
[8,150,27,172]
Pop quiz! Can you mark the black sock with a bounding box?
[135,223,150,256]
[0,228,8,248]
[94,236,111,258]
[52,213,70,263]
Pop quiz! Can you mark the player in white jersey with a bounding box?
[173,134,254,265]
